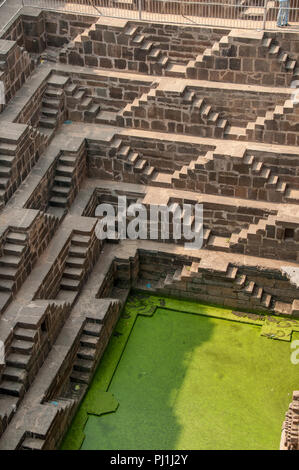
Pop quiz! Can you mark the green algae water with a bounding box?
[61,294,299,450]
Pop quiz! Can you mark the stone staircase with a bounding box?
[39,74,69,137]
[152,147,299,203]
[0,126,46,208]
[186,30,297,87]
[246,97,299,144]
[0,324,37,399]
[117,85,230,138]
[155,260,276,311]
[123,23,171,76]
[47,146,85,218]
[65,82,100,122]
[0,139,18,209]
[59,233,92,295]
[70,319,103,385]
[109,137,158,184]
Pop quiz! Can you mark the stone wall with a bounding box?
[0,39,35,112]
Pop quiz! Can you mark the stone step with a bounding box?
[56,165,74,177]
[69,245,88,258]
[65,83,78,96]
[244,280,255,294]
[49,196,67,208]
[95,110,118,125]
[0,291,11,313]
[0,177,8,189]
[14,328,37,342]
[21,438,45,450]
[3,243,24,256]
[80,334,98,348]
[0,278,14,291]
[70,370,90,385]
[77,346,96,361]
[52,185,69,197]
[54,175,72,187]
[41,107,58,118]
[0,255,22,268]
[0,155,14,166]
[85,103,101,118]
[74,357,93,373]
[3,367,26,383]
[78,97,92,110]
[47,74,70,87]
[74,90,86,101]
[65,256,85,268]
[0,380,24,397]
[0,166,11,177]
[59,155,77,167]
[63,267,82,280]
[60,277,80,291]
[6,352,30,370]
[11,339,34,355]
[39,116,57,129]
[165,63,186,77]
[0,141,17,155]
[83,322,102,337]
[71,235,90,248]
[0,266,18,280]
[45,88,63,99]
[6,232,27,245]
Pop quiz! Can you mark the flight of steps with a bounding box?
[261,36,298,86]
[0,139,17,209]
[186,31,297,86]
[155,260,274,311]
[229,214,278,253]
[119,87,230,138]
[153,147,297,203]
[39,74,69,138]
[0,324,37,401]
[65,82,100,122]
[111,138,157,184]
[70,319,103,385]
[0,230,28,313]
[58,233,92,296]
[124,23,171,76]
[246,98,298,142]
[47,152,80,218]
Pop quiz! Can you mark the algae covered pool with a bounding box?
[61,293,299,450]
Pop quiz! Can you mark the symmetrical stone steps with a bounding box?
[153,146,297,203]
[156,259,282,312]
[117,85,230,138]
[65,82,100,122]
[186,30,298,87]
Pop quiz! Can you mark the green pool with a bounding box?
[61,293,299,450]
